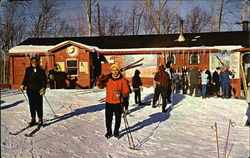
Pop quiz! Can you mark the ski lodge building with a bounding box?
[8,30,250,98]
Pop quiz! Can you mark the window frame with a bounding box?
[66,59,78,76]
[167,54,176,65]
[189,52,200,65]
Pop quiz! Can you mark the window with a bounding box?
[189,53,200,64]
[66,59,78,75]
[167,54,176,64]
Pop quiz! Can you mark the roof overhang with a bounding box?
[99,45,244,55]
[7,40,99,56]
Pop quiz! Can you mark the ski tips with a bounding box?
[128,147,140,150]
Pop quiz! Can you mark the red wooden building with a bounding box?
[7,31,250,98]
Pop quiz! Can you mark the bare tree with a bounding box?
[142,0,183,34]
[80,0,96,36]
[24,0,58,38]
[131,2,145,35]
[211,0,215,32]
[0,1,26,85]
[161,3,182,34]
[184,6,211,33]
[217,0,224,31]
[93,5,131,36]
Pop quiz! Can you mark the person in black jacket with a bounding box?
[212,67,220,97]
[48,65,58,89]
[19,57,47,126]
[132,69,142,105]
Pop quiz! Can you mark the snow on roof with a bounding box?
[8,40,243,54]
[100,45,243,52]
[8,40,99,54]
[9,45,54,54]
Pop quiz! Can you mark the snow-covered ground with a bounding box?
[1,87,249,158]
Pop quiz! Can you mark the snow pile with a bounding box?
[1,88,249,158]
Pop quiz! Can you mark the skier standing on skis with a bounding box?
[19,57,47,126]
[96,64,130,139]
[132,69,142,105]
[152,65,170,113]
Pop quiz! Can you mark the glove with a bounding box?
[19,85,25,91]
[99,74,109,80]
[140,86,143,91]
[39,88,46,96]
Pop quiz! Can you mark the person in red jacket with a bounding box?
[96,64,130,139]
[152,65,170,113]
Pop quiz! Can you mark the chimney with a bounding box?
[242,21,249,31]
[177,20,185,42]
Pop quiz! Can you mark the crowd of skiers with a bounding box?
[18,57,241,139]
[163,62,235,99]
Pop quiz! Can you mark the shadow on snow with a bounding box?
[0,100,24,110]
[43,103,105,127]
[120,107,172,148]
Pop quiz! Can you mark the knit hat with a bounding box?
[111,64,120,70]
[30,56,38,61]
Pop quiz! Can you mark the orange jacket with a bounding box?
[96,74,130,104]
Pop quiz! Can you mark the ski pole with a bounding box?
[123,116,132,148]
[21,90,29,104]
[211,122,220,158]
[123,115,136,149]
[223,120,235,158]
[44,95,57,117]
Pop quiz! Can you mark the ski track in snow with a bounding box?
[1,88,249,158]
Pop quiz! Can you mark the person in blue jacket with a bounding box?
[219,66,234,99]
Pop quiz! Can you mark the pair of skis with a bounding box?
[9,124,42,137]
[211,120,236,158]
[120,58,144,72]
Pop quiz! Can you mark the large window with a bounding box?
[189,53,200,64]
[67,59,78,75]
[167,54,176,64]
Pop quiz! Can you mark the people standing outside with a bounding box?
[165,61,173,103]
[123,79,132,114]
[219,66,234,99]
[205,68,212,97]
[19,57,47,126]
[181,66,189,94]
[201,68,209,99]
[212,67,221,97]
[132,69,142,105]
[152,65,170,113]
[173,68,180,93]
[96,64,130,139]
[48,65,58,89]
[189,67,201,97]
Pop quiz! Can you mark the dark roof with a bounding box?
[19,31,250,49]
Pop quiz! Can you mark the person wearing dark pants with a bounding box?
[165,61,173,103]
[152,86,167,111]
[132,69,142,105]
[105,103,123,136]
[19,56,47,126]
[152,65,170,112]
[212,67,221,97]
[219,66,234,98]
[27,90,43,120]
[189,67,201,97]
[96,64,130,139]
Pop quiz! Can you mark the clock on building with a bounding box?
[67,46,79,57]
